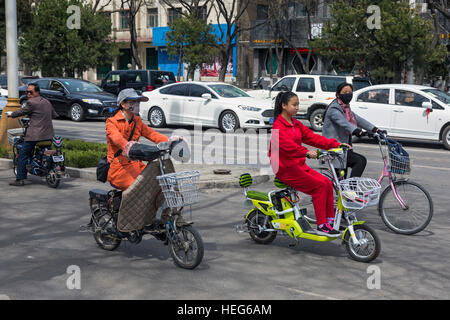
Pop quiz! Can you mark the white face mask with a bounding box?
[129,101,140,116]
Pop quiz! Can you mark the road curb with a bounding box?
[0,158,273,189]
[0,158,13,169]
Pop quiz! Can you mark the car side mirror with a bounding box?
[57,87,65,94]
[101,79,106,86]
[422,101,432,110]
[267,85,272,91]
[201,93,212,100]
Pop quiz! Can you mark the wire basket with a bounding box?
[156,170,200,208]
[383,141,411,175]
[388,149,411,175]
[7,128,23,146]
[338,177,381,210]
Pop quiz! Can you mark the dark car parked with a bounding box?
[0,74,39,89]
[100,70,176,95]
[19,77,117,122]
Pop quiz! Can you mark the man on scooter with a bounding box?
[7,83,58,186]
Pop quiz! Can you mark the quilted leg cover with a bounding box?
[117,159,175,232]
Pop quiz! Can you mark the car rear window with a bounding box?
[152,72,176,86]
[352,79,371,91]
[35,79,50,90]
[125,72,147,85]
[319,76,346,92]
[160,83,188,96]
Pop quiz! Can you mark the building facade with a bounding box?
[85,0,237,84]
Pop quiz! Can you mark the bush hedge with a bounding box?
[63,139,107,168]
[0,145,8,158]
[0,139,107,168]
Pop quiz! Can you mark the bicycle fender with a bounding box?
[341,221,366,243]
[245,208,257,219]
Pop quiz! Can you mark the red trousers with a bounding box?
[279,166,334,225]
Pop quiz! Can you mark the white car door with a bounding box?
[294,77,316,114]
[391,89,437,139]
[164,83,189,124]
[183,84,219,126]
[268,77,297,99]
[353,88,392,131]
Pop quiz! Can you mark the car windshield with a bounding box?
[207,84,250,98]
[422,89,450,105]
[61,79,103,93]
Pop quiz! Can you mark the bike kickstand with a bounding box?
[288,228,300,247]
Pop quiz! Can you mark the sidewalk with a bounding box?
[0,158,273,189]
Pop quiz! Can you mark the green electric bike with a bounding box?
[236,147,382,263]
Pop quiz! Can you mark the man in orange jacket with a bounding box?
[106,88,178,190]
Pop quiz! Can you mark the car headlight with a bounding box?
[238,105,261,112]
[82,99,103,105]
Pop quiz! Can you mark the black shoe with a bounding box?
[317,223,340,237]
[9,179,24,187]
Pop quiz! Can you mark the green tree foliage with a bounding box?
[166,15,219,80]
[19,0,119,77]
[312,0,448,83]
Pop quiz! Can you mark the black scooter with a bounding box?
[10,118,67,188]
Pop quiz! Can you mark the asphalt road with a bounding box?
[0,119,449,300]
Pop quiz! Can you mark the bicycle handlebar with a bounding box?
[128,139,185,162]
[308,145,348,160]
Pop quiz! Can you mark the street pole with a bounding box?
[0,0,21,150]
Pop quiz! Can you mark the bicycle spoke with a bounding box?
[380,182,432,234]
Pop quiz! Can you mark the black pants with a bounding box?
[346,149,367,177]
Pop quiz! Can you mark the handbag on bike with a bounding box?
[386,138,410,174]
[96,119,136,183]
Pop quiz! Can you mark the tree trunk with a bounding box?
[177,50,182,81]
[269,43,273,85]
[129,1,142,69]
[218,48,230,82]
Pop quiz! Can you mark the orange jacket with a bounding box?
[106,111,168,190]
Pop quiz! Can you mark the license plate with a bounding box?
[52,155,64,162]
[269,117,274,125]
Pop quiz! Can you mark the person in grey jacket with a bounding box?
[322,82,382,177]
[7,83,58,186]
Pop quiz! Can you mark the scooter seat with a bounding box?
[44,150,57,156]
[89,189,110,203]
[35,140,52,147]
[246,190,269,202]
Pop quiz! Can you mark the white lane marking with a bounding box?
[0,294,11,300]
[280,286,340,300]
[367,160,450,171]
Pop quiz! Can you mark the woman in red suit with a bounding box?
[269,91,351,236]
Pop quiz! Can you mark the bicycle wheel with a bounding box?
[378,180,433,235]
[169,225,204,269]
[247,209,277,244]
[344,224,381,263]
[92,208,122,251]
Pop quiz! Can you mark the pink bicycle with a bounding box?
[372,132,433,235]
[318,132,433,235]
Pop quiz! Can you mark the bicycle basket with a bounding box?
[156,170,200,208]
[385,138,410,175]
[7,128,23,146]
[338,177,381,210]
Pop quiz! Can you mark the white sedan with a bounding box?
[352,84,450,150]
[140,82,274,132]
